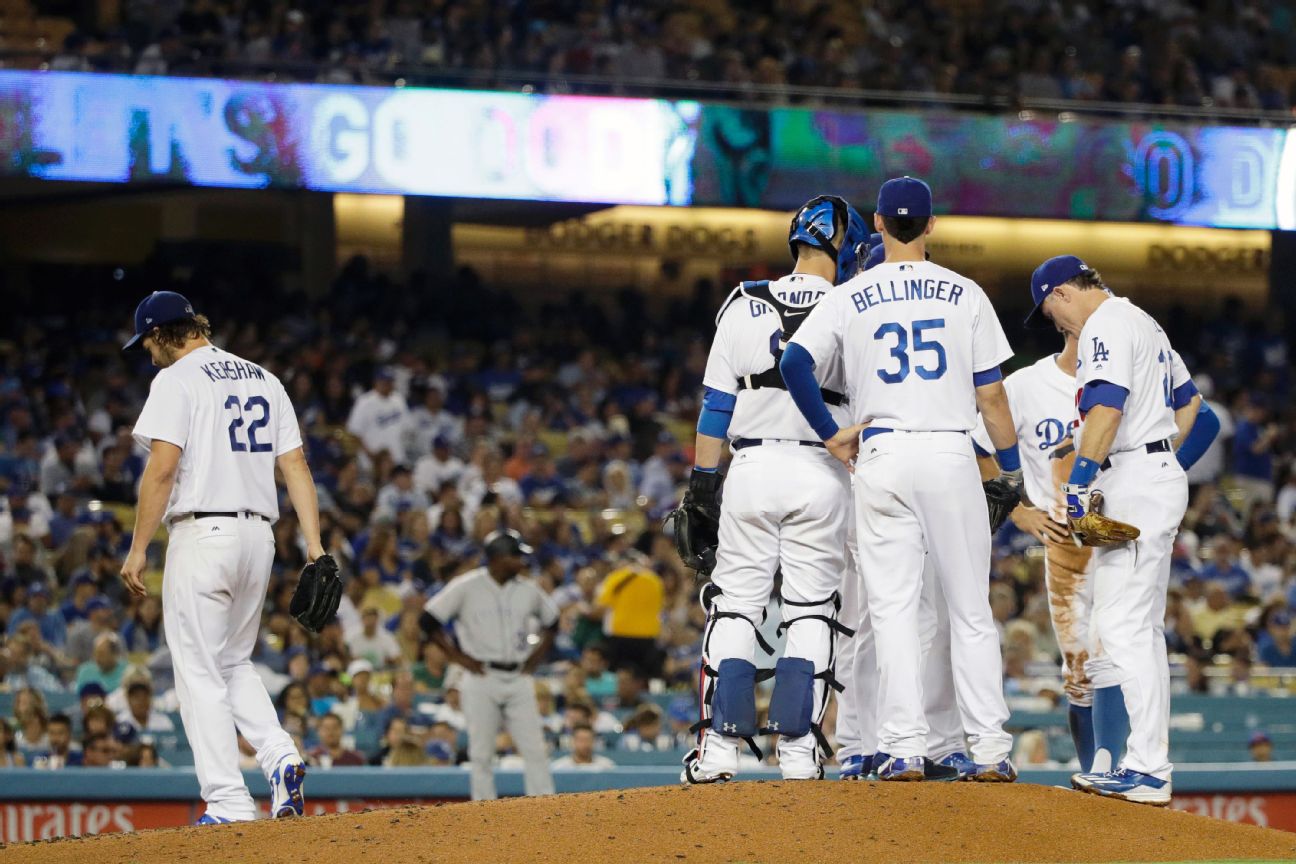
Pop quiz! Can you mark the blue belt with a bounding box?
[861,426,893,443]
[732,438,826,451]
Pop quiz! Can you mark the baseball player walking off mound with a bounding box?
[421,529,558,801]
[1025,256,1193,805]
[678,194,867,784]
[782,177,1020,781]
[120,292,327,823]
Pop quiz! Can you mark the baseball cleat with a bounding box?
[971,758,1018,783]
[680,749,734,785]
[194,813,232,825]
[270,758,307,818]
[937,751,976,780]
[1072,768,1170,806]
[875,754,925,781]
[839,753,871,780]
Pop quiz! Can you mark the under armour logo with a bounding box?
[721,722,737,733]
[768,721,780,731]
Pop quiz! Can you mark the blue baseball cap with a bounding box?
[1025,255,1092,326]
[877,176,932,218]
[122,291,197,351]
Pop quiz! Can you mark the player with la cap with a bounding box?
[782,176,1020,782]
[675,194,867,784]
[971,285,1218,775]
[1024,255,1203,805]
[119,291,330,823]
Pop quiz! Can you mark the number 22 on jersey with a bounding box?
[874,318,948,383]
[225,395,272,453]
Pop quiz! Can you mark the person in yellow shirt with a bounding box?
[596,561,664,679]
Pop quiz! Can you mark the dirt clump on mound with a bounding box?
[3,782,1295,864]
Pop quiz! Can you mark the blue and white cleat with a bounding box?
[937,751,977,780]
[971,758,1018,783]
[1072,768,1170,806]
[270,758,307,818]
[194,813,232,826]
[839,753,869,781]
[876,754,925,781]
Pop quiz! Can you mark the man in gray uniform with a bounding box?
[420,529,558,800]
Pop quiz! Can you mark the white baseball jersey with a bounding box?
[792,261,1012,431]
[1076,297,1188,452]
[132,345,301,521]
[425,568,560,665]
[703,274,850,441]
[972,354,1077,508]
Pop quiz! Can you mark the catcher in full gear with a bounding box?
[674,194,867,783]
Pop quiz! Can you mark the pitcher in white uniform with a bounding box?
[783,176,1020,782]
[119,291,326,823]
[681,195,868,784]
[1025,255,1192,805]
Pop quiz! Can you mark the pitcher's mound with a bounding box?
[4,782,1295,864]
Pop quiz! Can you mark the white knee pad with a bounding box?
[771,590,855,759]
[692,582,775,758]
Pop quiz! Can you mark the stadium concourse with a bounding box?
[3,784,1296,864]
[2,256,1296,780]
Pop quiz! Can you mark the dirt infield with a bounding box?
[3,782,1295,864]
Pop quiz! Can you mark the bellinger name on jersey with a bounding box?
[850,277,965,313]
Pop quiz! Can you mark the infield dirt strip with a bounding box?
[2,782,1295,864]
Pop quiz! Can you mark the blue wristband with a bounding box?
[1069,456,1101,486]
[694,465,717,473]
[995,444,1021,473]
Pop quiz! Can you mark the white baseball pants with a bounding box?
[163,515,299,822]
[1088,450,1187,781]
[854,431,1011,763]
[460,670,554,800]
[702,442,850,776]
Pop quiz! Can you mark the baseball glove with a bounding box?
[668,469,723,576]
[983,475,1022,532]
[1069,491,1140,547]
[290,553,343,632]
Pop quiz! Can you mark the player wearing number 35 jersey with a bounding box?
[783,177,1020,780]
[120,291,327,824]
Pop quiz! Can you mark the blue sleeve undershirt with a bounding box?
[779,343,839,441]
[1176,400,1220,470]
[1078,380,1129,413]
[697,387,736,440]
[1171,379,1199,411]
[972,366,1003,387]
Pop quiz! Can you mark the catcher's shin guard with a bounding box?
[690,583,774,763]
[771,591,855,775]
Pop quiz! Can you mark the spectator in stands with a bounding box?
[618,704,672,752]
[369,716,409,767]
[9,534,51,589]
[347,368,410,465]
[551,723,614,770]
[341,659,384,719]
[578,643,617,700]
[1256,609,1296,668]
[80,732,117,768]
[13,686,50,757]
[277,681,313,740]
[66,594,115,666]
[116,681,175,734]
[39,432,99,495]
[1189,583,1248,654]
[1198,536,1253,599]
[413,640,448,693]
[595,558,664,678]
[10,581,67,648]
[1249,730,1274,762]
[32,713,82,769]
[347,605,402,667]
[0,717,24,767]
[81,704,116,741]
[74,632,127,693]
[2,633,63,692]
[415,436,466,499]
[309,713,366,767]
[1233,393,1280,510]
[120,595,165,654]
[375,464,430,522]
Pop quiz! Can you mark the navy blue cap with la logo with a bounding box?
[1024,255,1091,325]
[122,291,197,351]
[876,176,933,218]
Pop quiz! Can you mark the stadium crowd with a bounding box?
[0,259,1294,774]
[25,0,1296,111]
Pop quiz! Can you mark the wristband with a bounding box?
[1069,456,1101,486]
